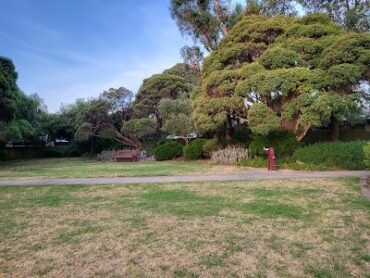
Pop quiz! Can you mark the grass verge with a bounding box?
[0,158,242,179]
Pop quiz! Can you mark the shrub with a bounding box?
[42,146,82,158]
[211,147,249,165]
[292,141,367,170]
[183,139,207,160]
[364,142,370,169]
[153,141,183,161]
[97,150,117,162]
[249,131,300,157]
[202,139,222,156]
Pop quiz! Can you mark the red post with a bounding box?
[264,147,277,171]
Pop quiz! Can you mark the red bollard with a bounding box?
[264,147,277,171]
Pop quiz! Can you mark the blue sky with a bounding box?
[0,0,195,112]
[0,1,303,112]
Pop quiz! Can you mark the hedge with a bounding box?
[153,141,183,161]
[292,141,367,170]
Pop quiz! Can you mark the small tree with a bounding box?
[158,98,195,144]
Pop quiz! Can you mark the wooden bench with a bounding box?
[114,150,139,162]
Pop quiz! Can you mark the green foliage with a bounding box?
[292,141,367,170]
[121,118,157,139]
[0,56,17,122]
[183,138,207,160]
[134,74,191,128]
[239,157,267,168]
[159,98,195,143]
[42,146,81,158]
[170,0,243,51]
[74,122,93,142]
[193,13,370,141]
[249,131,300,157]
[163,63,200,87]
[153,141,183,161]
[202,138,222,155]
[0,119,36,142]
[259,47,305,69]
[247,103,280,136]
[364,142,370,169]
[297,1,370,32]
[0,57,46,144]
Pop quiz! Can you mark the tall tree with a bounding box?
[170,0,243,51]
[0,57,44,143]
[193,13,370,142]
[0,57,17,123]
[297,0,370,31]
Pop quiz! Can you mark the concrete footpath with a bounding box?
[0,169,368,186]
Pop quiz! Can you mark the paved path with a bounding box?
[0,169,368,186]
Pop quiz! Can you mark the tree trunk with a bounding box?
[331,116,340,142]
[225,114,233,145]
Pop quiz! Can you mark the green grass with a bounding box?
[0,178,369,277]
[0,157,240,179]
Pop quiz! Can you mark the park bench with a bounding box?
[115,150,139,162]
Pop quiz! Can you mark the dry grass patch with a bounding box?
[0,178,369,277]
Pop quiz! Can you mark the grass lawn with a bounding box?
[0,158,242,179]
[0,178,369,277]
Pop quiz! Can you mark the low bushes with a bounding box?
[42,145,81,158]
[292,141,367,170]
[153,141,183,161]
[364,142,370,168]
[183,139,207,160]
[249,131,299,157]
[211,147,249,165]
[202,138,222,156]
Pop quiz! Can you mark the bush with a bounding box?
[364,142,370,169]
[97,150,117,162]
[42,145,82,158]
[183,139,207,160]
[292,141,367,170]
[249,131,300,157]
[153,141,183,161]
[211,147,249,165]
[202,139,222,157]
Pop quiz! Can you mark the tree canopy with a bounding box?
[170,0,243,51]
[69,87,156,150]
[192,13,370,141]
[133,73,192,128]
[162,63,200,87]
[297,0,370,32]
[0,56,46,143]
[158,97,195,144]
